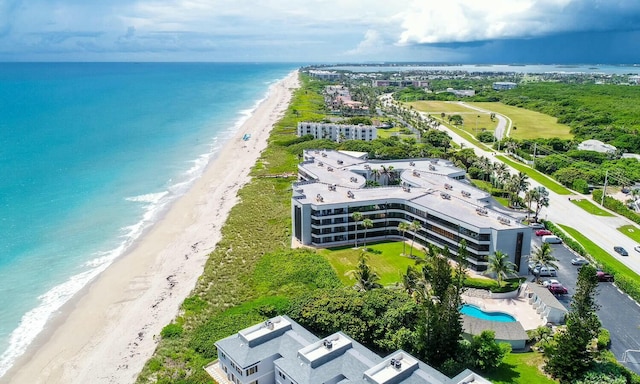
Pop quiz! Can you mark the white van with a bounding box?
[542,235,562,244]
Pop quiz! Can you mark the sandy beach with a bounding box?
[4,71,299,384]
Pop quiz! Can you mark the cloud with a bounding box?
[346,30,385,56]
[398,0,640,44]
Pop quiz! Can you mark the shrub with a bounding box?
[476,130,495,143]
[573,178,590,194]
[544,221,588,257]
[593,189,640,226]
[597,328,611,350]
[160,323,183,339]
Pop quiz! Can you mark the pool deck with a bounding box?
[462,288,547,331]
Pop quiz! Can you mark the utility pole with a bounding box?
[532,143,537,167]
[601,170,608,206]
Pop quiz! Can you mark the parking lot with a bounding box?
[528,234,640,373]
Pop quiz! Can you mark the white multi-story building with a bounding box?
[492,82,517,91]
[292,150,531,273]
[209,315,490,384]
[297,122,377,142]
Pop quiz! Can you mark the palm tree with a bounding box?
[362,218,374,250]
[398,222,411,255]
[402,265,422,296]
[530,243,559,283]
[487,251,517,287]
[533,186,550,221]
[409,220,422,258]
[524,188,539,219]
[371,168,381,182]
[352,211,363,248]
[348,252,382,291]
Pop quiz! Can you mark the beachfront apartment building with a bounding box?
[297,122,377,142]
[308,69,341,81]
[372,79,430,88]
[209,315,490,384]
[291,150,531,273]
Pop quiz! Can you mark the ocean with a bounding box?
[0,62,295,377]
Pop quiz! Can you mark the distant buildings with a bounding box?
[372,79,430,88]
[629,75,640,85]
[308,70,341,81]
[577,139,616,154]
[297,122,377,142]
[324,85,369,115]
[209,315,490,384]
[291,150,531,273]
[492,82,517,91]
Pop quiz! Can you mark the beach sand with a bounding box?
[4,71,300,384]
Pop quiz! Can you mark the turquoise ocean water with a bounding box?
[0,62,295,376]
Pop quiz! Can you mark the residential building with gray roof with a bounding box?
[291,150,531,273]
[209,315,490,384]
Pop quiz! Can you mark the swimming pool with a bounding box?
[460,304,516,322]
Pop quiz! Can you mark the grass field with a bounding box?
[407,100,476,113]
[571,199,614,216]
[469,102,573,140]
[485,352,557,384]
[319,241,422,286]
[496,155,572,195]
[618,225,640,243]
[377,126,414,139]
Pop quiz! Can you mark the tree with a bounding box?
[352,212,363,248]
[545,264,601,382]
[409,220,422,258]
[469,330,511,372]
[398,222,411,255]
[524,188,539,219]
[533,186,550,221]
[530,243,558,283]
[362,218,374,249]
[487,251,517,287]
[348,252,382,291]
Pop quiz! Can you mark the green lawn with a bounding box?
[485,352,557,384]
[319,241,422,286]
[469,102,573,140]
[571,199,614,216]
[496,155,572,195]
[407,100,476,113]
[618,225,640,243]
[377,125,414,139]
[558,224,640,279]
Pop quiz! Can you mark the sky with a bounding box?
[1,0,639,63]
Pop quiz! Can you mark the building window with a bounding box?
[246,366,259,375]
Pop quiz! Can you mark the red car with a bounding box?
[548,283,568,295]
[536,229,552,236]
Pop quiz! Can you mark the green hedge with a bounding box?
[543,221,588,257]
[592,189,640,225]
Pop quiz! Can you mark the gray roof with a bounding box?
[462,316,528,342]
[528,284,568,311]
[215,316,319,368]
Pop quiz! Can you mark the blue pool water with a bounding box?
[460,304,516,322]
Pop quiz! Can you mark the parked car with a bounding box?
[536,229,553,236]
[541,235,562,244]
[533,266,557,277]
[571,257,590,266]
[596,270,615,282]
[542,279,560,287]
[614,246,629,256]
[548,282,568,295]
[529,223,545,229]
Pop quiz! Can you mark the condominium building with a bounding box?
[492,82,517,91]
[291,150,531,273]
[209,315,490,384]
[372,79,430,88]
[297,122,377,142]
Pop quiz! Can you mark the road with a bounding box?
[458,102,511,140]
[529,235,640,373]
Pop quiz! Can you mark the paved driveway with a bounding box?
[529,235,640,373]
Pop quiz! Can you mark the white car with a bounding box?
[571,257,590,266]
[542,279,560,287]
[533,266,557,277]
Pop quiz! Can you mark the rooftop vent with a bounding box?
[444,183,453,190]
[316,194,324,202]
[413,170,421,177]
[429,164,436,171]
[498,216,511,225]
[364,164,371,170]
[347,190,355,199]
[328,167,334,172]
[461,190,471,198]
[440,192,451,200]
[321,152,327,157]
[323,339,333,350]
[409,161,415,166]
[476,207,488,216]
[337,160,344,165]
[350,176,357,183]
[318,161,324,167]
[390,357,403,369]
[328,184,337,191]
[402,186,411,193]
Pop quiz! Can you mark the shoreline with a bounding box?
[4,70,300,384]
